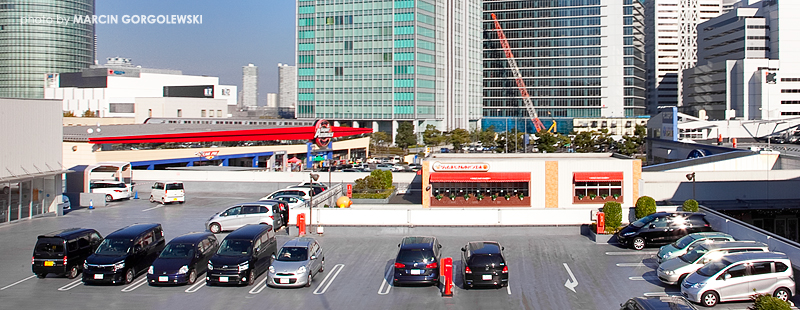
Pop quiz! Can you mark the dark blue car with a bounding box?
[393,236,441,286]
[147,232,218,285]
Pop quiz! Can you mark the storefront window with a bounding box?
[9,182,20,221]
[574,181,622,201]
[0,182,8,223]
[32,178,44,216]
[20,180,31,219]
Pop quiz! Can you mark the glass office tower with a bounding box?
[483,0,646,132]
[0,0,95,99]
[296,0,482,136]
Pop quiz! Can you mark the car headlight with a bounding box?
[207,263,213,270]
[690,282,705,289]
[622,232,635,237]
[297,266,307,274]
[269,265,275,274]
[83,262,88,269]
[113,261,125,272]
[178,265,189,274]
[663,269,675,275]
[238,262,249,272]
[148,266,154,274]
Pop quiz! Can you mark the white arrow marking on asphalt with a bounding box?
[563,263,578,293]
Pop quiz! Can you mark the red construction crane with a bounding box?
[490,13,546,132]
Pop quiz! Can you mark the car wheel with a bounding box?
[67,265,79,279]
[677,274,687,286]
[305,274,312,287]
[149,196,155,203]
[178,201,185,204]
[36,273,47,279]
[161,197,166,205]
[124,269,135,284]
[701,291,719,307]
[774,287,791,301]
[105,194,113,202]
[632,237,646,250]
[209,223,221,234]
[246,270,255,286]
[187,269,197,285]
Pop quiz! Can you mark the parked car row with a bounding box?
[32,223,325,288]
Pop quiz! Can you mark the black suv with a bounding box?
[83,223,166,284]
[617,212,712,250]
[461,241,508,289]
[32,228,103,279]
[393,236,441,286]
[207,224,277,286]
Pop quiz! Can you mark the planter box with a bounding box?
[573,196,623,204]
[351,189,396,204]
[588,229,616,244]
[430,196,530,207]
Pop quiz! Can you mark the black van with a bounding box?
[617,212,712,250]
[32,228,103,279]
[207,224,277,286]
[83,223,166,284]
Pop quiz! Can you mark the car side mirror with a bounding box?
[461,247,466,252]
[134,245,142,253]
[398,243,401,247]
[502,246,505,251]
[311,255,317,260]
[649,224,656,229]
[438,244,442,249]
[724,273,731,280]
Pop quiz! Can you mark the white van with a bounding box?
[149,181,185,204]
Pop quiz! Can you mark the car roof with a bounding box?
[91,180,124,184]
[272,195,305,200]
[38,228,97,240]
[168,232,214,245]
[281,237,316,248]
[468,241,502,255]
[155,180,182,183]
[237,201,279,207]
[225,224,271,240]
[632,296,697,310]
[720,251,788,264]
[275,188,311,193]
[695,241,767,251]
[687,232,731,239]
[400,236,436,249]
[107,223,161,239]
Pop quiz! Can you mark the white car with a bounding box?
[89,181,131,202]
[149,181,185,204]
[269,195,309,209]
[261,188,313,201]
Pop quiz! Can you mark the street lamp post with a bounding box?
[685,172,696,201]
[308,173,320,232]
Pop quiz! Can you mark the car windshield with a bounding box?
[217,239,251,256]
[35,238,65,255]
[159,243,195,258]
[468,254,503,267]
[672,235,700,249]
[276,247,308,261]
[397,249,436,263]
[696,260,729,277]
[631,214,659,228]
[96,238,132,255]
[680,245,710,263]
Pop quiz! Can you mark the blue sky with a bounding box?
[95,0,296,103]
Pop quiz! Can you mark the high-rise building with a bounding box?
[483,0,646,133]
[0,0,95,99]
[682,0,800,120]
[266,93,278,108]
[644,0,726,115]
[295,0,482,138]
[242,64,258,108]
[278,63,296,109]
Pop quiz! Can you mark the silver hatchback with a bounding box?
[267,237,324,287]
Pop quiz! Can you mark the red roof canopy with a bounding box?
[87,126,373,144]
[573,172,624,182]
[429,172,530,183]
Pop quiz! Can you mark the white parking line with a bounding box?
[248,276,270,294]
[629,276,660,281]
[605,251,657,255]
[313,264,344,295]
[184,280,206,293]
[378,267,392,295]
[616,263,648,267]
[507,284,511,295]
[643,292,680,297]
[0,275,35,291]
[142,205,163,212]
[121,277,148,292]
[57,279,84,291]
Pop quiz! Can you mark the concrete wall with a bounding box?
[130,170,417,185]
[134,97,229,123]
[642,170,800,202]
[0,98,63,178]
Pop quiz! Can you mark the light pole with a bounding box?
[685,172,696,201]
[308,173,320,232]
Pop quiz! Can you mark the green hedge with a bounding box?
[682,199,699,212]
[750,294,792,310]
[603,201,622,234]
[352,187,395,199]
[635,196,656,219]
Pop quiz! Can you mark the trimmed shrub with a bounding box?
[635,196,657,219]
[682,199,699,212]
[603,201,622,234]
[749,293,792,310]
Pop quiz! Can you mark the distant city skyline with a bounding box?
[94,0,295,99]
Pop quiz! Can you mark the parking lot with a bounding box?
[0,191,796,309]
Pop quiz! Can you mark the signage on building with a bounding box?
[163,85,215,98]
[196,150,219,160]
[431,162,490,172]
[45,73,59,88]
[313,119,333,147]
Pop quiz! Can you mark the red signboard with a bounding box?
[573,172,624,182]
[346,184,352,198]
[195,150,219,160]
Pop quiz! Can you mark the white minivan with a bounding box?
[149,181,185,204]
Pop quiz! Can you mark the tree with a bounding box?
[394,122,417,151]
[422,124,444,147]
[82,109,96,117]
[572,131,597,153]
[496,131,525,153]
[63,111,75,117]
[447,128,470,152]
[533,131,560,153]
[616,125,647,156]
[370,131,391,155]
[478,126,498,150]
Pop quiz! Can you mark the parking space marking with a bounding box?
[184,280,205,293]
[248,275,270,294]
[628,276,659,281]
[643,292,680,297]
[0,275,35,290]
[121,277,148,292]
[605,251,657,255]
[616,263,648,267]
[313,264,344,295]
[378,267,392,295]
[142,205,163,212]
[506,284,511,295]
[57,279,84,291]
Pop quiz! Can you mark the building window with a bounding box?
[177,109,182,117]
[217,110,222,117]
[574,181,623,202]
[201,110,206,117]
[335,67,344,76]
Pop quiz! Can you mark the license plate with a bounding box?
[219,276,228,283]
[159,276,168,282]
[482,274,492,281]
[94,274,103,280]
[279,278,290,284]
[44,261,54,267]
[172,198,178,201]
[410,269,421,275]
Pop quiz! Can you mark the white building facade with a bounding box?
[242,64,258,108]
[278,63,296,109]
